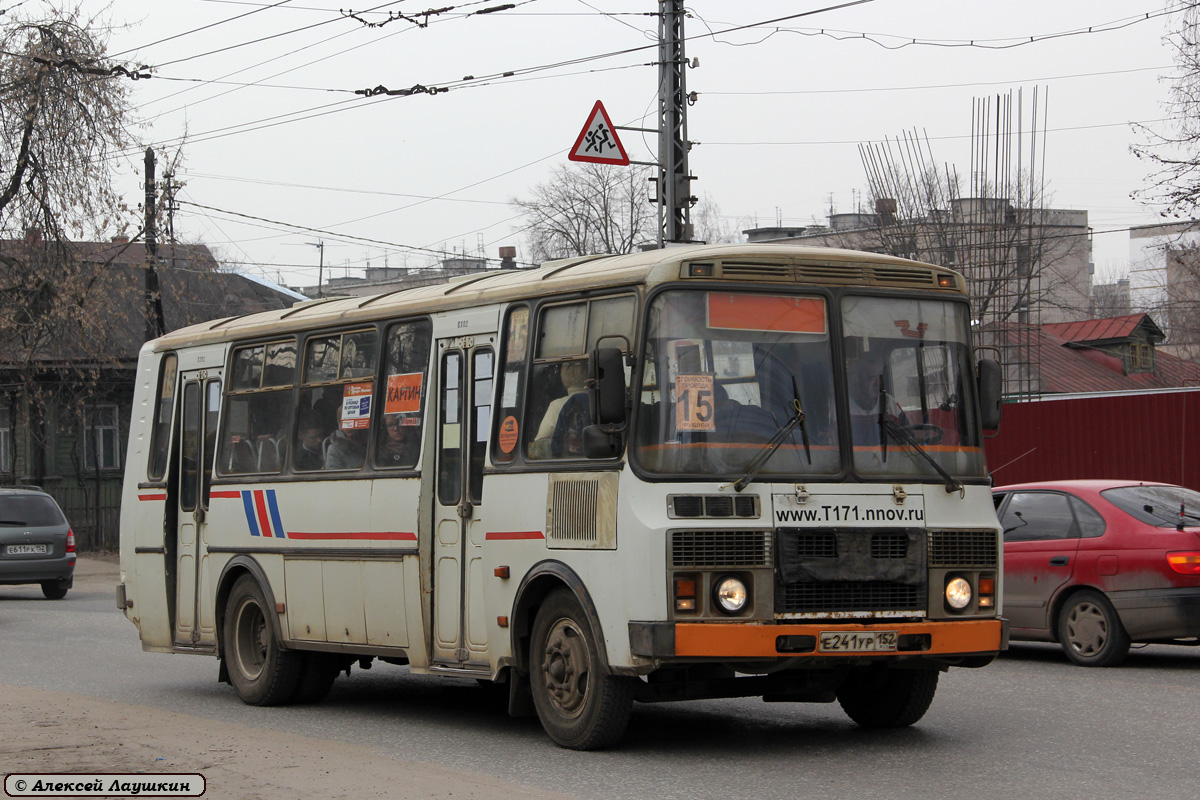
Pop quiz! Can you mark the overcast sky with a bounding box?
[63,0,1185,289]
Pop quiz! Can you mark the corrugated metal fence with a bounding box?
[983,388,1200,491]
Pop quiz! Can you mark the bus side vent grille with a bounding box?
[870,266,937,286]
[671,530,772,568]
[928,529,997,567]
[546,473,618,550]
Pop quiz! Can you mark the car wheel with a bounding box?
[530,589,634,750]
[1057,590,1130,667]
[837,668,939,728]
[223,575,300,705]
[40,580,68,600]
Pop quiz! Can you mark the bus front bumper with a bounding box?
[629,618,1006,659]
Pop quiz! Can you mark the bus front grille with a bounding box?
[776,581,924,613]
[928,529,998,567]
[671,530,772,568]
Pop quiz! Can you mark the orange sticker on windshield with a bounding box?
[707,294,826,333]
[675,375,716,432]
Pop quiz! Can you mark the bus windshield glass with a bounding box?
[841,294,986,480]
[634,290,841,477]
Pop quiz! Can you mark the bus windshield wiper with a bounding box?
[882,417,963,495]
[729,378,809,492]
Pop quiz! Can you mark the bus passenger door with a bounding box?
[174,372,221,648]
[432,342,495,667]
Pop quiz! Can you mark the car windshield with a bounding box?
[0,495,66,526]
[634,289,841,477]
[1101,485,1200,527]
[841,295,987,480]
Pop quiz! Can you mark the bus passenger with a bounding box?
[377,413,419,467]
[293,416,326,471]
[529,360,590,459]
[325,409,367,469]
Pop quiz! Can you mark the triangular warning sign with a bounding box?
[568,100,630,166]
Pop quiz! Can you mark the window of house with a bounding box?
[220,339,297,475]
[84,405,121,471]
[0,406,11,475]
[1129,342,1153,372]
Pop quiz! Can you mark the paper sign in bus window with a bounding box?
[341,382,373,429]
[385,372,423,415]
[707,293,826,334]
[675,375,716,432]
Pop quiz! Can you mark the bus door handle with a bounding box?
[457,502,474,520]
[1049,556,1069,567]
[194,507,206,525]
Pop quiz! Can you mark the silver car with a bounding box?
[0,488,75,599]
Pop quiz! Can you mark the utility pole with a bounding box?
[143,147,166,340]
[307,240,326,297]
[657,0,695,246]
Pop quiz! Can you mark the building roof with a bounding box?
[1042,314,1164,345]
[988,319,1200,394]
[0,236,297,364]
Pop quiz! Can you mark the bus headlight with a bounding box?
[713,576,748,614]
[945,577,973,610]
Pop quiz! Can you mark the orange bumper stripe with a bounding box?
[674,619,1002,658]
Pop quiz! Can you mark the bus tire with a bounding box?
[291,652,340,704]
[530,589,634,750]
[224,575,300,705]
[837,668,938,729]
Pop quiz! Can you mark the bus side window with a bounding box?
[295,329,378,472]
[219,340,296,475]
[147,353,178,481]
[373,319,432,470]
[491,306,529,465]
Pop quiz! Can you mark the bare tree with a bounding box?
[511,163,656,261]
[692,194,747,245]
[1133,4,1200,219]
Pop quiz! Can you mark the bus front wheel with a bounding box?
[223,575,300,705]
[836,667,938,728]
[530,589,634,750]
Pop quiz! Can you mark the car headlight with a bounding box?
[713,576,748,614]
[945,577,973,610]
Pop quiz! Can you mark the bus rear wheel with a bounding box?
[530,589,634,750]
[836,667,939,728]
[224,575,300,705]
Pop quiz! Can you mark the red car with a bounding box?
[993,480,1200,666]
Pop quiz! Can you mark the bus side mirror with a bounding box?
[591,347,627,426]
[977,358,1002,430]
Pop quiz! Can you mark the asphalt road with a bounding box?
[2,556,1198,800]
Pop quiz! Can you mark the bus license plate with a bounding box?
[819,631,898,653]
[5,544,48,555]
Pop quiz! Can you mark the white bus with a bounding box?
[118,243,1005,749]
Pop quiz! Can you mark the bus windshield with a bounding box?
[634,289,841,477]
[633,289,987,483]
[841,294,986,481]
